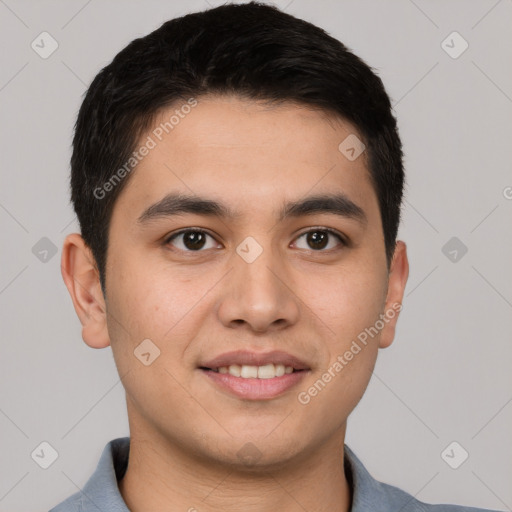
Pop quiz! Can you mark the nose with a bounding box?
[216,242,300,334]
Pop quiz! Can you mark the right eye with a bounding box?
[164,229,221,252]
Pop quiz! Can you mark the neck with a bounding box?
[118,400,352,512]
[119,407,351,512]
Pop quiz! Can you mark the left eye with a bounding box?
[165,228,345,252]
[293,229,345,251]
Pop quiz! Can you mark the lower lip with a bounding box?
[200,369,308,400]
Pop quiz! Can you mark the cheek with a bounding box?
[302,264,387,345]
[104,261,209,422]
[121,280,187,337]
[295,263,385,405]
[105,253,220,359]
[295,273,383,435]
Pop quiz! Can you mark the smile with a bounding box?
[209,363,295,379]
[199,364,310,400]
[198,350,311,400]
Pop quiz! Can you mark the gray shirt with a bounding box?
[48,437,499,511]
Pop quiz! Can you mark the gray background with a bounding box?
[0,0,511,510]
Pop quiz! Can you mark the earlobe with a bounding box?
[61,233,111,349]
[379,240,409,349]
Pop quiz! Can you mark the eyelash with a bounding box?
[164,227,347,254]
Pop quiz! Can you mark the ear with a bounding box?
[379,240,409,349]
[61,233,110,349]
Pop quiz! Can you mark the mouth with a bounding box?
[198,350,310,400]
[200,363,302,379]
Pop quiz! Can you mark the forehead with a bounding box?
[114,95,378,223]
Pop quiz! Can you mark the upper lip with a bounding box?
[200,350,311,371]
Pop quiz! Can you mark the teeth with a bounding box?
[257,364,275,379]
[228,364,241,377]
[216,364,295,378]
[241,365,258,378]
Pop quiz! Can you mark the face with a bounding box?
[64,95,408,470]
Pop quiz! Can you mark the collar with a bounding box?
[50,436,468,512]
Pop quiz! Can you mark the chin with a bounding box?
[192,429,308,472]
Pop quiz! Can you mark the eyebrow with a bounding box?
[137,192,367,226]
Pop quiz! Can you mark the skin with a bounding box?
[61,95,409,512]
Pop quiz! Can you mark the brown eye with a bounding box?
[294,228,345,251]
[166,229,218,251]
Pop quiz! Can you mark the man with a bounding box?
[51,2,499,511]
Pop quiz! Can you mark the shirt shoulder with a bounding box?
[48,493,81,512]
[376,478,499,512]
[344,445,502,512]
[48,437,130,512]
